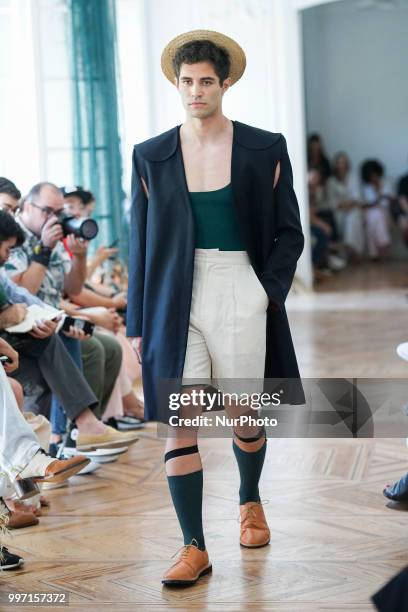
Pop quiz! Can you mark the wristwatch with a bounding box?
[33,242,51,255]
[32,242,52,266]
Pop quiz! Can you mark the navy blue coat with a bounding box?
[126,121,305,422]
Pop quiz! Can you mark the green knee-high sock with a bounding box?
[233,438,267,505]
[167,470,206,551]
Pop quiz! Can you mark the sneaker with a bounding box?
[76,460,101,475]
[78,447,129,464]
[41,481,68,491]
[61,448,101,473]
[396,342,408,362]
[328,254,346,271]
[62,445,127,464]
[48,443,59,458]
[0,547,24,570]
[105,416,145,431]
[76,425,139,451]
[383,472,408,502]
[118,415,146,429]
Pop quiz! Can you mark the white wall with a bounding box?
[303,0,408,183]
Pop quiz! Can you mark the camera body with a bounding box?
[56,212,99,240]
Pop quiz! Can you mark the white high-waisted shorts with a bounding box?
[181,248,269,392]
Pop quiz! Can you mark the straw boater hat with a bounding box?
[161,29,246,86]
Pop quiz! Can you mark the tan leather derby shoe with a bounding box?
[239,501,270,548]
[162,540,212,586]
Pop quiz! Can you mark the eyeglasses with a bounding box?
[29,201,64,217]
[0,204,18,214]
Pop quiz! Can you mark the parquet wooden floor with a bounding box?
[1,261,408,611]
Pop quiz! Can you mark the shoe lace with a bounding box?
[237,499,270,524]
[171,538,199,560]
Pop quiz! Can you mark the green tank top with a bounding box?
[189,183,245,250]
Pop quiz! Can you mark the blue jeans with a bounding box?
[50,334,83,435]
[311,225,329,268]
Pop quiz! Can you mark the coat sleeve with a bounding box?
[260,135,304,309]
[126,147,148,338]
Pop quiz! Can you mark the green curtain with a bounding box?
[68,0,126,256]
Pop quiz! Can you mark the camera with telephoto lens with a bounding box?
[56,212,99,240]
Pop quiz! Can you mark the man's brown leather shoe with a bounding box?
[239,501,270,548]
[8,510,39,529]
[162,540,212,586]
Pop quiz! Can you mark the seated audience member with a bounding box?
[0,337,45,528]
[307,140,343,265]
[327,153,364,260]
[0,349,88,549]
[307,133,332,183]
[60,185,144,426]
[0,209,138,450]
[0,328,24,409]
[397,160,408,201]
[308,170,342,280]
[61,185,127,306]
[0,177,21,215]
[0,337,89,486]
[395,162,408,245]
[1,495,25,567]
[360,160,394,260]
[0,337,22,409]
[3,182,123,440]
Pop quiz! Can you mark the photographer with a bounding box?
[8,182,87,299]
[62,186,127,308]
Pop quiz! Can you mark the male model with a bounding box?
[127,30,304,586]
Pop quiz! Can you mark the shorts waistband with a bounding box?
[194,248,251,265]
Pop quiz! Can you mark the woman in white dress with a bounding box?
[327,153,364,259]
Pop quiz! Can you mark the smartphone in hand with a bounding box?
[61,317,95,336]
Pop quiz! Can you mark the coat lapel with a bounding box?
[231,121,253,255]
[174,127,195,221]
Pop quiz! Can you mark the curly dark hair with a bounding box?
[361,159,384,184]
[0,210,25,246]
[0,177,21,200]
[173,40,231,84]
